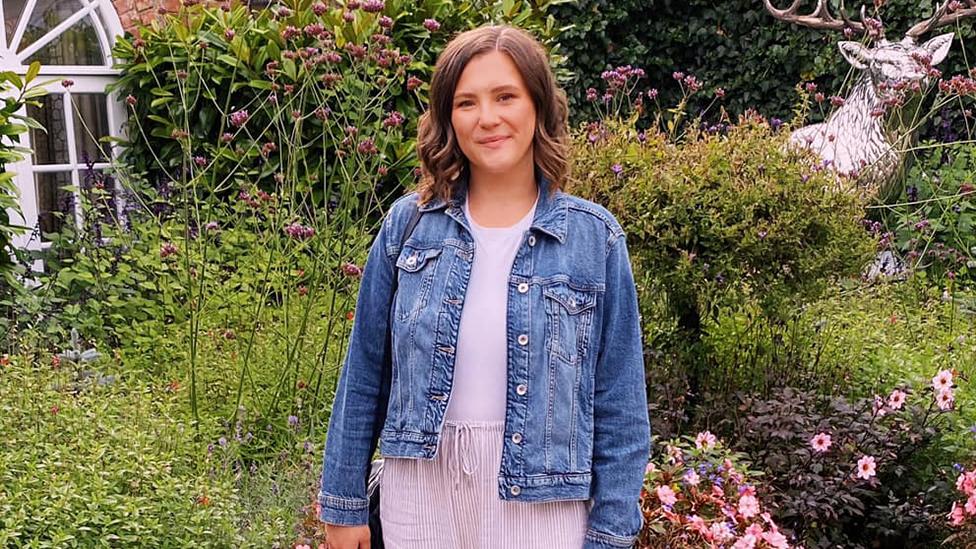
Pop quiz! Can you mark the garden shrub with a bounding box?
[639,433,788,548]
[882,141,976,285]
[726,383,961,548]
[0,349,324,547]
[0,63,45,286]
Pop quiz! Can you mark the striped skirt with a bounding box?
[379,420,589,548]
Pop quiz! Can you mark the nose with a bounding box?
[478,103,501,127]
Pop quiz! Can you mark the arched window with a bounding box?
[2,0,125,266]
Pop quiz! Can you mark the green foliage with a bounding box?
[571,115,876,338]
[0,62,46,284]
[551,0,976,128]
[882,141,976,284]
[109,0,565,210]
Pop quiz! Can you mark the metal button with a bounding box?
[527,235,536,247]
[511,432,523,444]
[516,384,527,395]
[517,334,528,345]
[570,298,577,308]
[510,485,521,496]
[406,254,417,266]
[517,282,529,294]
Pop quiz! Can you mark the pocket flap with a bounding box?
[396,246,442,273]
[543,283,597,315]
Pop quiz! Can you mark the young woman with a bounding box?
[319,25,650,549]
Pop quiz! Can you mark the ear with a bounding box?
[921,32,954,65]
[838,41,871,69]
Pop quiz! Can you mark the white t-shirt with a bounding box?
[444,192,539,422]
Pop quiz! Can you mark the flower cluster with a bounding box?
[639,433,791,548]
[284,222,315,241]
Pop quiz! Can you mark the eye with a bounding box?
[499,93,515,102]
[455,99,474,108]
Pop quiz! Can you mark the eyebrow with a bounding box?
[453,85,521,99]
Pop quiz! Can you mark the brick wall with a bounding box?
[112,0,183,32]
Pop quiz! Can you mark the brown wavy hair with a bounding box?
[415,25,570,206]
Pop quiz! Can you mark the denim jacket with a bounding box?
[319,175,651,548]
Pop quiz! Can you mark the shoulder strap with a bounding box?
[398,204,423,251]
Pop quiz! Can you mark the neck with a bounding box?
[466,158,538,228]
[828,75,884,134]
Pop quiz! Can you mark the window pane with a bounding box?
[20,1,103,65]
[28,93,69,165]
[35,171,74,240]
[3,0,27,46]
[72,93,110,163]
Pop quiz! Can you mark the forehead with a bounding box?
[454,51,528,93]
[873,43,919,63]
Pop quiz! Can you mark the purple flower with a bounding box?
[160,242,178,258]
[672,71,685,81]
[383,111,405,127]
[281,25,300,40]
[611,163,623,176]
[284,222,315,240]
[224,28,235,40]
[423,18,441,31]
[312,2,328,15]
[647,88,658,100]
[770,117,783,132]
[362,0,385,12]
[357,138,378,155]
[288,415,299,428]
[229,109,249,128]
[585,88,598,102]
[379,15,394,28]
[193,155,207,167]
[342,262,363,278]
[218,436,228,447]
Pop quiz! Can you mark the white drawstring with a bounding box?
[449,423,478,491]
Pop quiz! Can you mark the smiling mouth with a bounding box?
[478,136,510,146]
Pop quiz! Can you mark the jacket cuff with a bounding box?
[583,527,637,548]
[318,491,369,526]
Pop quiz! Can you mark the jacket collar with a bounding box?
[417,168,568,243]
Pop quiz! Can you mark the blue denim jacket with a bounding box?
[319,175,651,548]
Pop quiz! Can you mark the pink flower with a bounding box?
[683,469,701,486]
[745,524,764,536]
[856,455,877,480]
[956,471,976,495]
[888,389,907,410]
[949,501,965,525]
[695,431,717,450]
[763,529,790,549]
[732,534,757,549]
[810,432,832,453]
[738,494,760,518]
[966,494,976,515]
[933,369,953,392]
[710,523,734,543]
[422,18,440,31]
[645,461,656,474]
[295,544,311,549]
[937,388,955,411]
[656,485,677,506]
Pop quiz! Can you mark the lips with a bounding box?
[477,136,509,144]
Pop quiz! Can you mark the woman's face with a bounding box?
[450,50,537,179]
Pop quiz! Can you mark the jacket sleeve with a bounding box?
[318,211,397,526]
[583,233,651,549]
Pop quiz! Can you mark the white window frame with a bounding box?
[1,0,125,272]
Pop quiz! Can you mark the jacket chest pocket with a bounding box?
[394,246,443,322]
[543,282,598,365]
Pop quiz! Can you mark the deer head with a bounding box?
[764,1,973,90]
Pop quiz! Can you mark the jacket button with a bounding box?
[516,384,527,395]
[510,485,521,496]
[517,282,529,294]
[517,334,528,345]
[511,432,522,444]
[527,235,536,247]
[406,254,417,266]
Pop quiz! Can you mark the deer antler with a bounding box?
[906,1,976,38]
[763,0,867,33]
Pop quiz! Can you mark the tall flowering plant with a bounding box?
[638,432,791,549]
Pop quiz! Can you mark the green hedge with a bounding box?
[552,0,976,130]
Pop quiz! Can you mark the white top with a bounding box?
[444,192,539,422]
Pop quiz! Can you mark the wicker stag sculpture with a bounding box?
[763,0,975,198]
